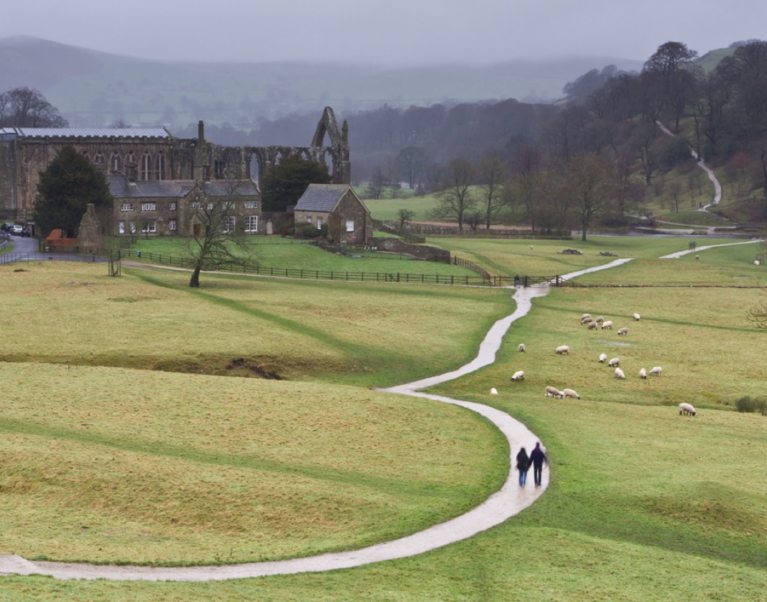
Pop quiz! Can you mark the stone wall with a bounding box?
[371,237,451,262]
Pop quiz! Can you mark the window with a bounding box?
[168,201,177,212]
[141,202,156,212]
[129,222,136,234]
[168,219,177,232]
[223,215,236,233]
[244,201,258,209]
[306,216,312,223]
[140,153,151,180]
[111,154,121,173]
[190,201,200,209]
[94,153,104,165]
[156,153,165,180]
[345,219,355,233]
[126,152,136,166]
[120,202,134,212]
[141,221,156,234]
[316,217,323,230]
[118,221,125,235]
[214,160,225,179]
[245,215,259,233]
[207,202,214,210]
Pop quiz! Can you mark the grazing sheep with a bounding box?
[555,345,570,355]
[601,320,613,330]
[617,327,629,336]
[580,314,593,325]
[490,387,498,395]
[598,353,608,363]
[562,388,581,399]
[587,321,599,330]
[518,343,526,353]
[595,316,605,324]
[511,370,525,382]
[678,402,696,416]
[639,368,647,379]
[608,357,620,367]
[614,367,626,379]
[545,385,564,399]
[649,366,663,376]
[632,313,641,321]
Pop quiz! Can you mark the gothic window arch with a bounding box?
[156,152,165,180]
[111,153,121,173]
[140,152,151,181]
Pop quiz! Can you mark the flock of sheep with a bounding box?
[501,311,697,416]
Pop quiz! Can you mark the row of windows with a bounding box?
[120,201,257,213]
[120,201,176,212]
[305,216,355,232]
[85,151,166,181]
[117,216,259,235]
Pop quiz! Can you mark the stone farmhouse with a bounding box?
[294,184,372,245]
[0,107,350,238]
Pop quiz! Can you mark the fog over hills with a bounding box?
[0,37,643,130]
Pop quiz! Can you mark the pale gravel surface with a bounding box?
[660,239,764,259]
[0,258,631,582]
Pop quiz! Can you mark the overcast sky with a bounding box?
[1,0,764,65]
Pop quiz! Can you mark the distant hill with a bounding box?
[0,36,642,128]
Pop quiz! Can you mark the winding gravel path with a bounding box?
[660,238,764,259]
[656,121,722,211]
[0,259,631,582]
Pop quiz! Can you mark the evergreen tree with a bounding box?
[34,146,112,238]
[261,156,330,212]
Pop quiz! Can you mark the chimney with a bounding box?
[198,120,205,143]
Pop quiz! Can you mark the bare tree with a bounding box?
[397,208,415,230]
[434,158,475,232]
[564,154,613,241]
[187,182,252,288]
[477,153,507,229]
[0,87,68,127]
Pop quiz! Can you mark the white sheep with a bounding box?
[555,345,570,355]
[598,352,608,363]
[601,320,613,330]
[617,327,629,336]
[562,388,581,399]
[490,387,498,395]
[649,366,663,376]
[678,402,696,416]
[595,316,605,324]
[587,321,599,330]
[639,368,647,379]
[545,385,564,399]
[511,370,525,382]
[580,313,592,324]
[632,312,641,321]
[518,343,526,353]
[608,357,620,367]
[614,367,626,379]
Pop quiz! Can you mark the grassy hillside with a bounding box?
[0,236,765,600]
[0,37,642,127]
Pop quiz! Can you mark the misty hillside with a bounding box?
[0,36,642,129]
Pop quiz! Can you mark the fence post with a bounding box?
[524,276,528,287]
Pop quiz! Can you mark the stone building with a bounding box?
[108,176,260,237]
[294,184,372,245]
[0,107,351,231]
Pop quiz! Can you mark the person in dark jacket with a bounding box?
[530,441,548,487]
[516,447,530,487]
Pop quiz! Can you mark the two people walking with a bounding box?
[516,442,547,487]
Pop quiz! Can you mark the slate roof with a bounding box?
[2,127,170,139]
[294,184,352,213]
[108,175,258,199]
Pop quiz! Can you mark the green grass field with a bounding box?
[363,194,442,222]
[0,363,504,565]
[0,235,765,600]
[130,236,473,277]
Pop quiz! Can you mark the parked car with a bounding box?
[10,224,23,235]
